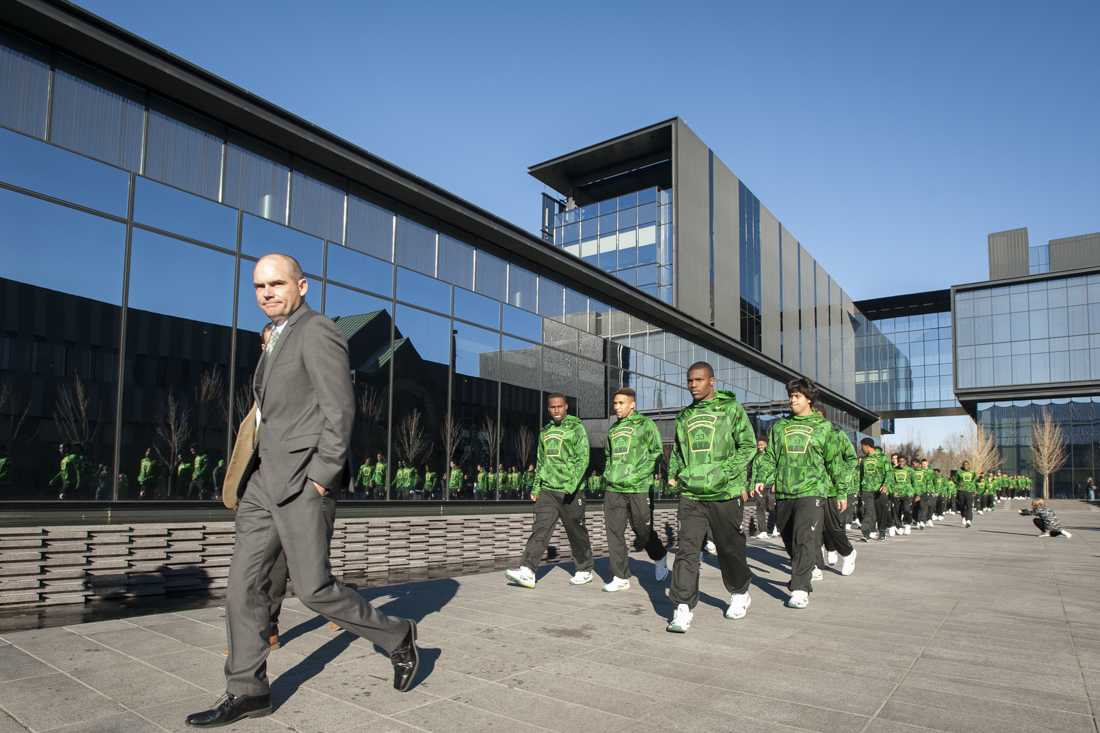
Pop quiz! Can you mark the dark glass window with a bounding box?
[134,177,236,248]
[144,100,223,201]
[50,59,143,171]
[474,250,506,301]
[450,321,500,499]
[395,216,436,276]
[346,195,393,261]
[508,264,536,311]
[0,127,129,217]
[438,235,474,289]
[121,230,234,501]
[396,267,450,314]
[290,170,344,244]
[0,189,123,500]
[326,243,393,298]
[223,140,288,222]
[538,278,564,320]
[0,30,50,138]
[454,287,500,329]
[241,214,323,277]
[503,305,542,342]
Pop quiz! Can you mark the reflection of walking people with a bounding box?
[49,443,81,500]
[187,254,420,728]
[505,394,594,589]
[601,387,669,592]
[137,448,157,499]
[665,362,756,633]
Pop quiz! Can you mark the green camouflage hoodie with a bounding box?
[603,411,662,493]
[891,465,915,496]
[858,450,894,493]
[532,414,590,497]
[830,428,858,498]
[911,466,932,494]
[753,411,848,501]
[667,390,755,501]
[953,469,976,492]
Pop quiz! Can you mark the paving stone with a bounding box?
[45,711,165,732]
[0,674,123,731]
[0,644,55,682]
[394,698,549,732]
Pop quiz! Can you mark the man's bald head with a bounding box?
[256,253,304,281]
[254,253,308,324]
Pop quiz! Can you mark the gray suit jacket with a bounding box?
[254,303,354,503]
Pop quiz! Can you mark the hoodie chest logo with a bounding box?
[542,428,566,458]
[782,424,814,455]
[685,414,718,455]
[610,425,635,457]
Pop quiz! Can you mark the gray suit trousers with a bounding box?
[225,469,408,696]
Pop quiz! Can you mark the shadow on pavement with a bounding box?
[271,577,457,705]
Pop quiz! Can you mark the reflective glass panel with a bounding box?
[241,214,323,276]
[134,177,236,248]
[326,243,393,298]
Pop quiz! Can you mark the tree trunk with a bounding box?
[1043,473,1050,500]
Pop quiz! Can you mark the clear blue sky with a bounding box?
[78,0,1099,301]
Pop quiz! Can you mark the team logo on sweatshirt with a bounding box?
[542,427,567,458]
[685,414,718,455]
[781,424,814,455]
[610,424,635,458]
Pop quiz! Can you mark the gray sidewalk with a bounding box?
[1,500,1098,733]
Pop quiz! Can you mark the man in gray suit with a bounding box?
[187,254,420,728]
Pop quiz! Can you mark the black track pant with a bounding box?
[603,490,667,580]
[776,496,824,593]
[897,496,914,527]
[522,490,594,572]
[860,491,879,538]
[958,491,974,521]
[822,496,854,558]
[670,496,750,609]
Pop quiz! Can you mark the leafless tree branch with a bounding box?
[1031,409,1067,500]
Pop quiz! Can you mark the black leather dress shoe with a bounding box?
[391,620,420,692]
[186,693,272,728]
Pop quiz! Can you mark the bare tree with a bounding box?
[395,409,428,466]
[232,383,253,426]
[154,392,191,498]
[357,386,386,427]
[442,414,461,465]
[1031,409,1067,500]
[968,423,1001,477]
[195,368,226,443]
[53,373,98,451]
[513,424,535,469]
[481,415,500,470]
[0,381,35,453]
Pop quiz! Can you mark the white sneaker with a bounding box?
[667,603,693,633]
[787,590,809,609]
[904,525,912,536]
[1061,530,1072,538]
[839,549,857,576]
[603,576,630,592]
[853,519,861,528]
[570,570,594,585]
[887,526,896,537]
[1038,532,1051,537]
[505,566,536,588]
[770,528,780,537]
[704,540,717,555]
[869,531,879,540]
[755,532,769,539]
[811,566,824,582]
[654,555,670,582]
[844,523,851,531]
[725,592,751,619]
[826,550,838,567]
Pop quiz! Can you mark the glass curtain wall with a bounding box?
[977,397,1100,498]
[552,187,673,304]
[854,310,955,412]
[0,27,860,504]
[956,275,1100,390]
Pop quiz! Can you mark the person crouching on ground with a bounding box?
[1019,499,1072,538]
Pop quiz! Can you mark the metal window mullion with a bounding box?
[138,90,148,176]
[225,208,244,476]
[217,137,227,203]
[110,171,138,502]
[385,245,398,500]
[283,167,292,226]
[44,48,55,141]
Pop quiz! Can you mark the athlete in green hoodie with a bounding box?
[505,393,593,589]
[753,378,850,609]
[857,438,894,541]
[665,362,756,633]
[890,457,915,535]
[820,425,858,575]
[601,387,669,592]
[954,461,977,526]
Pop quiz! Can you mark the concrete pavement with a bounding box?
[0,499,1097,733]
